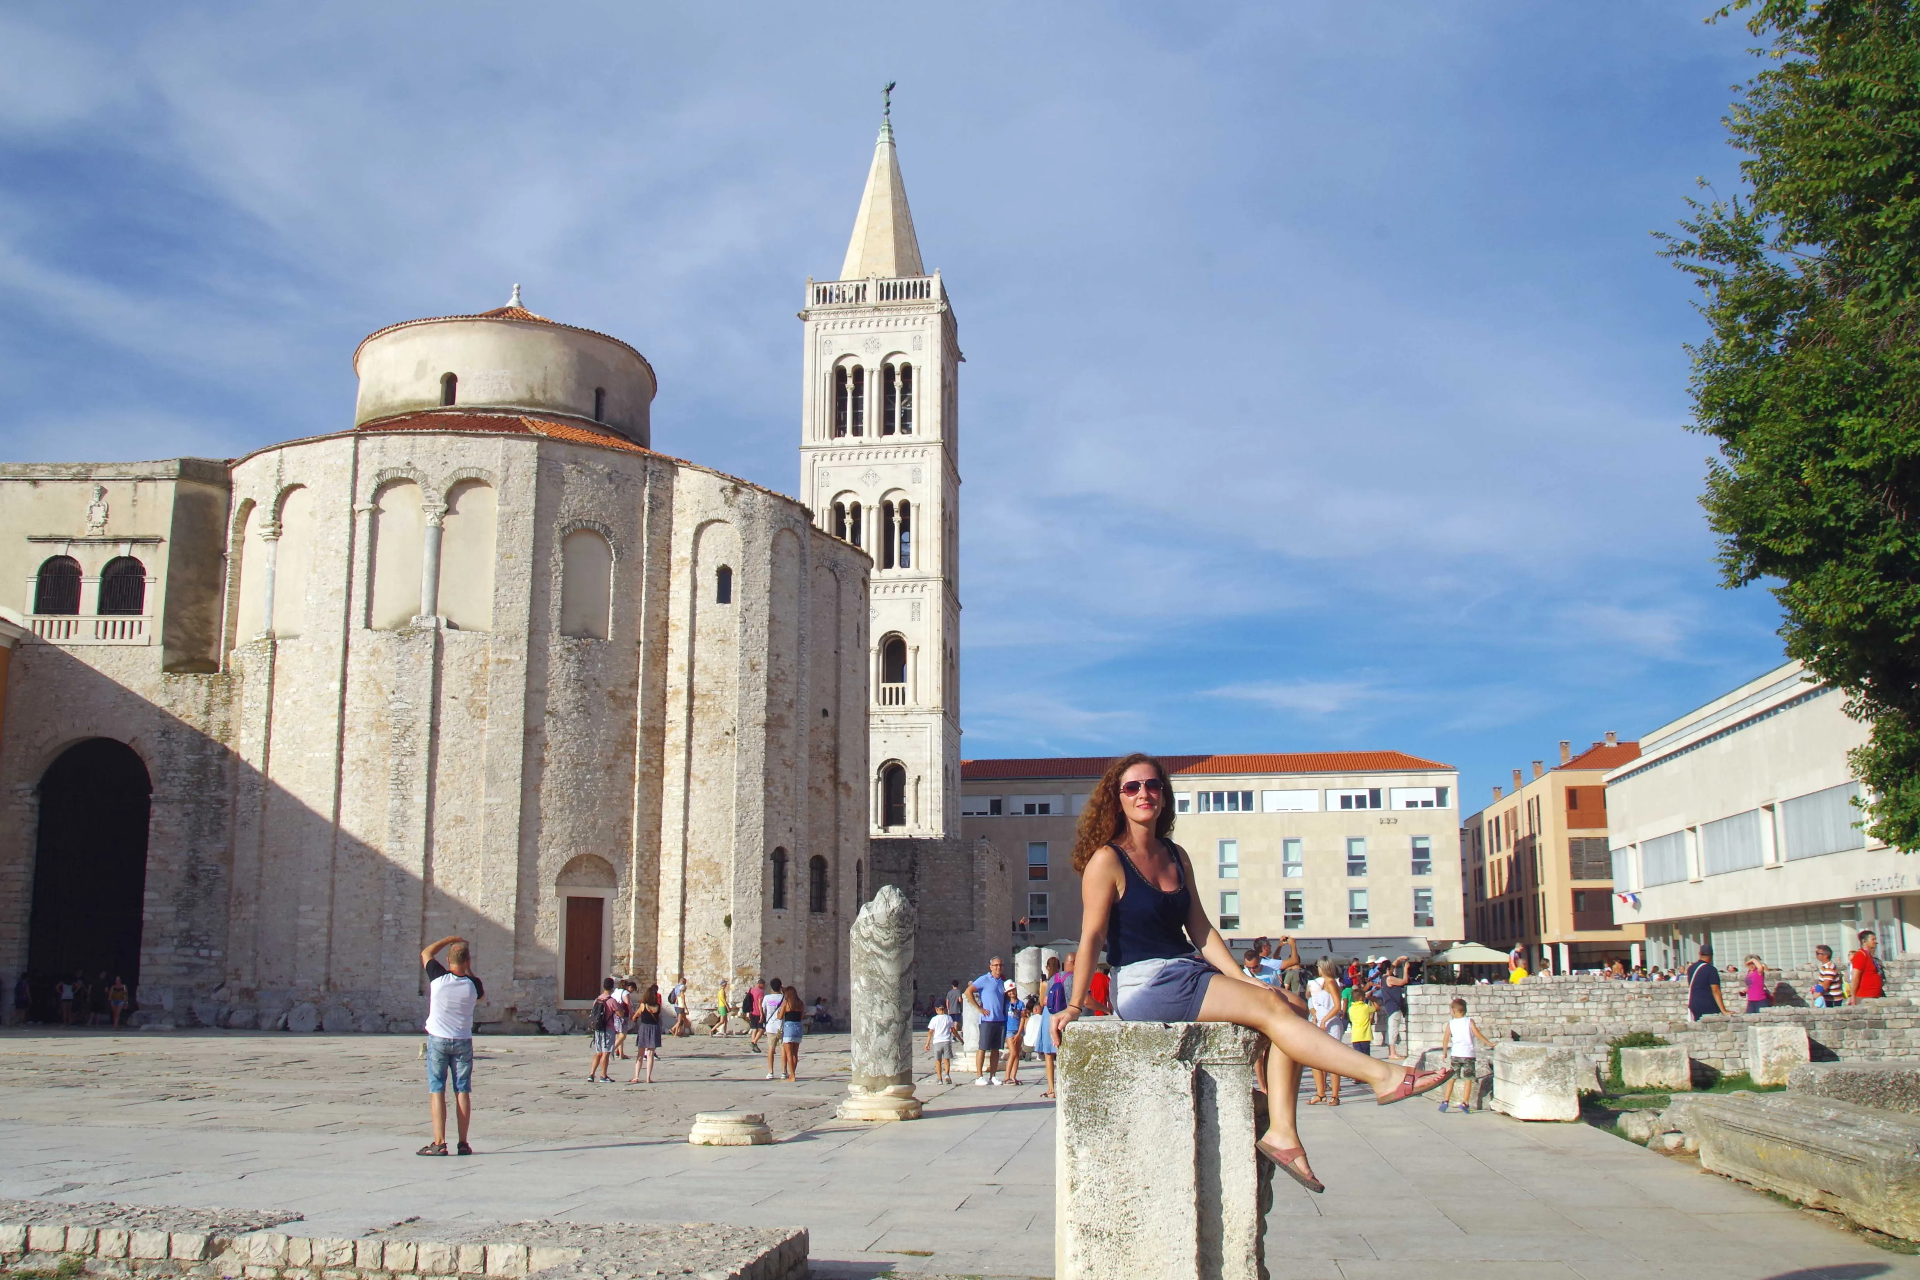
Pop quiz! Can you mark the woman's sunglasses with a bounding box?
[1119,778,1165,796]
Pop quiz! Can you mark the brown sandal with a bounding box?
[1325,1095,1340,1106]
[1378,1067,1448,1106]
[1306,1094,1323,1104]
[1256,1141,1325,1193]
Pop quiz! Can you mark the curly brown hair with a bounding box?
[1071,753,1177,872]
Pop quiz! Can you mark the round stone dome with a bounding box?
[352,289,656,445]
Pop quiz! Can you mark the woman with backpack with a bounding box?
[587,978,618,1083]
[778,987,805,1081]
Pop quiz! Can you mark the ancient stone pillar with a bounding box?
[1747,1024,1811,1085]
[837,884,923,1121]
[1056,1020,1267,1280]
[1489,1041,1580,1121]
[1014,946,1043,1001]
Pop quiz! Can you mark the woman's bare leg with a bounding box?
[1263,1037,1301,1148]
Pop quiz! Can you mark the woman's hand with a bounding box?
[1052,1005,1082,1045]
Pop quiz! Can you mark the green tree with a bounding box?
[1668,0,1920,847]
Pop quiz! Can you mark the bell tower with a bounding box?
[799,98,961,839]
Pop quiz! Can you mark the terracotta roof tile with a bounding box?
[1557,742,1641,771]
[476,304,552,323]
[961,751,1452,782]
[357,410,652,455]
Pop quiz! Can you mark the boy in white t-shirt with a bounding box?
[924,1009,956,1084]
[1437,996,1493,1113]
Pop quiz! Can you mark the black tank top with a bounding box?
[1105,843,1195,968]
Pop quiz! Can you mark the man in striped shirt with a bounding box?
[1813,945,1841,1008]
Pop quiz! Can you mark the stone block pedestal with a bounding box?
[1621,1045,1691,1091]
[1747,1025,1810,1085]
[1056,1021,1267,1280]
[1489,1042,1579,1121]
[687,1112,772,1146]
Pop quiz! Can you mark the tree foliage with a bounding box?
[1667,0,1920,847]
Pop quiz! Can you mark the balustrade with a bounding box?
[29,614,151,645]
[878,682,907,707]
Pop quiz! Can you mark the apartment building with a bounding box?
[1607,660,1918,969]
[1459,735,1644,973]
[960,752,1463,955]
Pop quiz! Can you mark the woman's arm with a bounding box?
[1054,848,1122,1039]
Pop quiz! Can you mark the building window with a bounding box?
[1028,841,1049,882]
[1331,788,1383,810]
[1568,788,1580,810]
[880,763,907,829]
[771,848,789,911]
[592,387,606,421]
[880,499,913,570]
[1410,835,1432,877]
[1283,890,1305,931]
[832,500,863,546]
[1569,837,1613,880]
[560,529,614,639]
[809,855,829,913]
[1390,787,1450,809]
[1282,838,1303,878]
[834,364,866,437]
[33,556,81,615]
[97,557,146,615]
[1012,795,1064,815]
[440,372,457,406]
[896,362,913,434]
[1218,892,1240,932]
[1413,887,1434,929]
[1027,892,1049,931]
[1174,792,1192,813]
[715,565,733,605]
[1346,837,1368,877]
[1348,889,1370,929]
[1197,790,1254,813]
[1217,839,1239,879]
[961,795,1003,817]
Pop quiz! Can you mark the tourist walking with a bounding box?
[1437,997,1492,1113]
[107,975,129,1027]
[746,979,766,1047]
[1037,954,1064,1098]
[1812,945,1841,1007]
[627,983,662,1084]
[1002,985,1030,1085]
[711,979,731,1035]
[966,957,1009,1085]
[610,979,633,1059]
[418,934,483,1156]
[1686,945,1727,1020]
[762,979,786,1079]
[944,979,964,1020]
[1307,959,1343,1105]
[587,978,618,1082]
[1347,984,1376,1058]
[1849,931,1885,1004]
[925,1002,956,1084]
[668,975,692,1036]
[1743,956,1771,1013]
[12,973,30,1025]
[1377,957,1410,1060]
[1049,754,1445,1195]
[778,987,805,1080]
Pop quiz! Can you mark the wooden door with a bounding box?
[564,896,604,1001]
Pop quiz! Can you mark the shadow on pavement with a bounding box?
[1765,1265,1890,1279]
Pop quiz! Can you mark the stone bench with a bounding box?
[1689,1092,1920,1241]
[1489,1042,1579,1121]
[1056,1020,1268,1280]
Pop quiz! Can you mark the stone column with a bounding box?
[837,884,922,1121]
[1056,1021,1267,1280]
[417,500,446,621]
[1014,947,1043,1002]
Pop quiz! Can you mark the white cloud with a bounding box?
[1205,678,1382,717]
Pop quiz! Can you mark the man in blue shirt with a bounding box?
[966,957,1009,1086]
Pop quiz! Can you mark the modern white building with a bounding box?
[1606,659,1917,970]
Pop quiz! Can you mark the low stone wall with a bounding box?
[1408,975,1920,1074]
[0,1203,807,1280]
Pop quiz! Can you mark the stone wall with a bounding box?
[867,833,1010,1006]
[1410,967,1920,1073]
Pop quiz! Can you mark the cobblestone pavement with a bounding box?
[8,1028,1919,1279]
[0,1027,1053,1278]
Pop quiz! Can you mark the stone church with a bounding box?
[0,115,1007,1031]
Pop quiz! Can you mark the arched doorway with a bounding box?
[28,739,151,1022]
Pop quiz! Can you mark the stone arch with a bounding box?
[368,478,425,630]
[559,526,614,640]
[272,485,314,639]
[228,498,262,647]
[362,465,431,507]
[439,467,497,498]
[438,478,496,632]
[879,760,907,831]
[558,853,618,888]
[27,738,151,1022]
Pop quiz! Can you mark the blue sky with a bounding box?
[0,3,1791,806]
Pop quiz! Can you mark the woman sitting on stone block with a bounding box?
[1051,753,1449,1194]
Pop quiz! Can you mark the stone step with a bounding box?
[1689,1091,1920,1241]
[1789,1059,1920,1113]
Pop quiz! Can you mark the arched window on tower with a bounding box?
[897,362,914,435]
[808,855,829,913]
[880,501,895,569]
[98,557,146,615]
[882,364,897,436]
[593,387,606,422]
[440,372,458,406]
[879,635,906,706]
[833,366,848,438]
[897,500,911,569]
[716,565,733,605]
[849,366,865,436]
[881,763,907,830]
[33,556,81,615]
[771,847,789,911]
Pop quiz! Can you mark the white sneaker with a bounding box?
[973,1076,990,1086]
[765,1072,775,1080]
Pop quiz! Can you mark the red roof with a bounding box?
[357,410,652,455]
[961,751,1451,782]
[1557,742,1641,771]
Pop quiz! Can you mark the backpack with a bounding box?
[590,996,612,1033]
